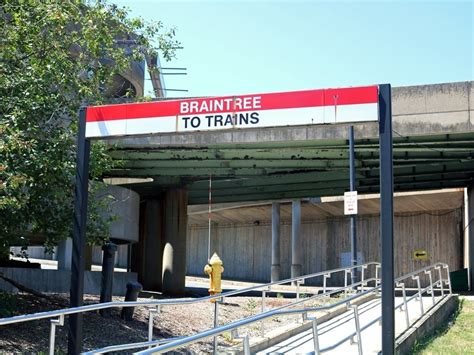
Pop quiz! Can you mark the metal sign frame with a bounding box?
[68,84,394,355]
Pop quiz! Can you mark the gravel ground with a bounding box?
[0,292,330,354]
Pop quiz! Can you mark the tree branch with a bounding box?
[0,272,49,299]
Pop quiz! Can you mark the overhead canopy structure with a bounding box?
[105,131,474,204]
[186,189,464,224]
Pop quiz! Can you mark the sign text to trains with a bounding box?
[180,96,262,129]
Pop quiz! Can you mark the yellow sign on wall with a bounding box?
[413,250,428,261]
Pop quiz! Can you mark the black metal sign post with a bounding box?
[349,125,358,286]
[68,107,90,355]
[378,84,394,354]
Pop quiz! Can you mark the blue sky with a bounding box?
[113,0,473,98]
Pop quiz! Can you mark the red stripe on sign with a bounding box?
[86,100,180,123]
[86,86,378,122]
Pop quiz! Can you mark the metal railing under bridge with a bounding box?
[0,262,452,354]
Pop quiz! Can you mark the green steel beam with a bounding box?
[111,145,474,160]
[107,167,331,177]
[109,159,474,178]
[360,170,474,186]
[392,142,474,149]
[110,148,350,161]
[119,159,361,169]
[355,132,474,146]
[357,148,474,160]
[112,131,474,152]
[113,138,349,151]
[106,130,474,202]
[189,187,346,205]
[359,178,473,195]
[188,170,474,200]
[110,147,474,168]
[366,160,474,178]
[188,179,351,199]
[189,171,357,190]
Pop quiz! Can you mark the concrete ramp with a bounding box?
[258,295,458,354]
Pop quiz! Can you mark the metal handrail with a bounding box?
[0,262,380,355]
[135,262,451,355]
[82,277,379,354]
[82,337,186,354]
[318,278,448,352]
[0,262,379,326]
[135,284,384,354]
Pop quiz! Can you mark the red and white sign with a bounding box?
[85,86,379,138]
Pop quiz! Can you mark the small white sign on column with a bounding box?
[344,191,358,215]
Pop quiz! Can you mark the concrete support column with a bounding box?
[271,202,281,282]
[291,200,302,279]
[467,187,474,291]
[57,238,72,270]
[162,188,188,296]
[137,198,164,291]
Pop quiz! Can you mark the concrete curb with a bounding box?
[395,294,459,355]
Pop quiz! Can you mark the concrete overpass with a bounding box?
[104,81,474,295]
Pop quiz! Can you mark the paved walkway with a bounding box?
[258,295,443,354]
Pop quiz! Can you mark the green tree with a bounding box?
[0,0,179,258]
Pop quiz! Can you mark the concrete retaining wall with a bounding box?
[396,294,459,354]
[0,268,137,296]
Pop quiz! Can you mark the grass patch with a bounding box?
[411,299,474,354]
[244,298,258,315]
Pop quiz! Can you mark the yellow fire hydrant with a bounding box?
[204,252,224,301]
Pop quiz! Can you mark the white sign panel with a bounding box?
[85,86,379,138]
[344,191,358,215]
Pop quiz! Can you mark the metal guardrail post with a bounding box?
[323,273,331,294]
[231,329,250,355]
[396,282,410,329]
[344,269,351,297]
[349,304,363,355]
[148,307,158,345]
[425,270,435,306]
[361,265,368,292]
[296,279,305,313]
[261,290,266,337]
[311,316,320,355]
[412,275,424,315]
[49,315,64,355]
[242,335,250,355]
[443,265,452,294]
[435,266,444,296]
[375,264,381,293]
[213,299,220,355]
